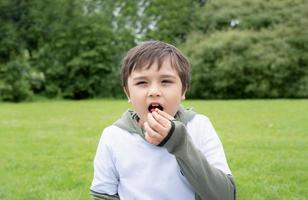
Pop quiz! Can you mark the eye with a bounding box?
[135,81,147,86]
[162,80,173,84]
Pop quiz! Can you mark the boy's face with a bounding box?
[125,58,186,125]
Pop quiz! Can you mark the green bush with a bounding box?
[194,0,307,33]
[182,0,308,99]
[0,60,33,102]
[182,28,308,98]
[35,14,135,99]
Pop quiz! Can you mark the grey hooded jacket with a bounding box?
[90,107,236,200]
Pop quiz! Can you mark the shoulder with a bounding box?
[187,113,212,129]
[99,124,142,147]
[99,125,130,145]
[186,113,220,143]
[102,125,127,137]
[192,113,210,122]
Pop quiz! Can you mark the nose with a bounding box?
[148,84,161,97]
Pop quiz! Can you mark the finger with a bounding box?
[145,133,160,145]
[144,122,163,141]
[144,122,162,145]
[147,113,166,134]
[155,108,175,120]
[152,111,172,129]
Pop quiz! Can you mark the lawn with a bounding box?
[0,99,307,200]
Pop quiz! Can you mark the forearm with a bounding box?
[163,121,236,200]
[90,190,120,200]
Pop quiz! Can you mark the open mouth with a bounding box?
[148,103,164,113]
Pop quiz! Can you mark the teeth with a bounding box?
[148,103,161,113]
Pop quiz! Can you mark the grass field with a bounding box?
[0,99,307,200]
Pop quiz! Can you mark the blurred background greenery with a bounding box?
[1,0,307,102]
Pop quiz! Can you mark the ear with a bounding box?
[123,87,131,103]
[181,89,187,100]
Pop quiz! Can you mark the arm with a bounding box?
[163,120,236,200]
[144,110,236,200]
[90,129,120,200]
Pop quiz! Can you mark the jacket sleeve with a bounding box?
[90,129,120,200]
[161,119,236,200]
[90,190,120,200]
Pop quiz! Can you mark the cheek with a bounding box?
[165,93,183,114]
[127,86,139,98]
[166,86,183,99]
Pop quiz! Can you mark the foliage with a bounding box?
[0,0,307,101]
[0,0,201,101]
[0,0,135,100]
[182,0,308,98]
[0,60,32,102]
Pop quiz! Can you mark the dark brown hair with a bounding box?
[121,40,190,94]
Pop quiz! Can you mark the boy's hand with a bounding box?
[144,108,175,145]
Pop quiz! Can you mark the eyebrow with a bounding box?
[160,74,176,79]
[132,76,148,81]
[132,74,176,81]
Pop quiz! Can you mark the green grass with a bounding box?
[0,99,307,199]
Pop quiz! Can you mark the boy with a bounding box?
[90,41,236,200]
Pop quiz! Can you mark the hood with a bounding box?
[113,106,196,138]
